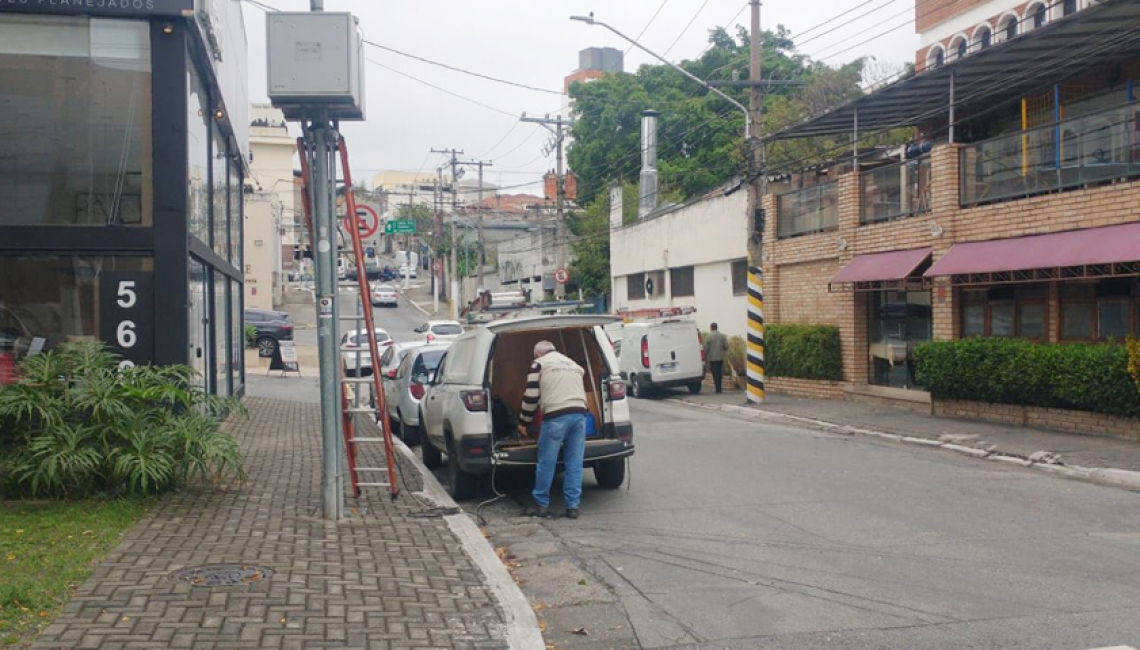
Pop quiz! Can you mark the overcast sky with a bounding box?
[241,0,917,193]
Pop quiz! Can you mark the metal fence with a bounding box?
[960,101,1140,206]
[860,155,932,224]
[776,181,839,238]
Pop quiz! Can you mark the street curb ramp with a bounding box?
[670,398,1140,494]
[392,438,545,650]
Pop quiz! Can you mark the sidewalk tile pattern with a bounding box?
[33,398,508,650]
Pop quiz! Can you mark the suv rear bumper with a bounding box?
[488,438,635,469]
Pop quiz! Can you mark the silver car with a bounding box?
[383,344,450,446]
[340,327,392,376]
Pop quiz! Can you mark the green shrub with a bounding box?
[244,325,258,348]
[766,325,843,381]
[914,337,1140,418]
[0,342,245,498]
[1128,337,1140,397]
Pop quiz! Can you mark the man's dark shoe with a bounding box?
[524,504,550,518]
[565,508,580,520]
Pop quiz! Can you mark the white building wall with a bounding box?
[610,191,749,338]
[245,105,295,310]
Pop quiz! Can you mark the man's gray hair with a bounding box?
[534,340,556,358]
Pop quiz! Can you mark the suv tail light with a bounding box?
[460,390,487,412]
[283,324,294,333]
[608,378,626,401]
[640,336,649,368]
[410,383,425,399]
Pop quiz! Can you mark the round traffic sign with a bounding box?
[344,204,379,239]
[554,268,569,284]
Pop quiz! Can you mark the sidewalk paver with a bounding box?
[33,398,509,650]
[673,390,1140,474]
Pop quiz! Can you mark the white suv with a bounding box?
[418,315,634,500]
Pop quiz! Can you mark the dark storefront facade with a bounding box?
[0,1,248,396]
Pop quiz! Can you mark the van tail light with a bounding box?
[608,378,626,401]
[699,332,706,362]
[410,383,425,400]
[640,336,649,368]
[461,390,487,412]
[386,369,397,379]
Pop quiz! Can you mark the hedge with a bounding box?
[766,325,843,381]
[913,337,1140,418]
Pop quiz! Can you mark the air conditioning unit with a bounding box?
[267,12,366,121]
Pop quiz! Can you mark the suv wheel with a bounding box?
[446,437,477,501]
[594,459,626,489]
[257,336,278,357]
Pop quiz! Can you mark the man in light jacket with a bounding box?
[518,340,588,519]
[704,323,729,393]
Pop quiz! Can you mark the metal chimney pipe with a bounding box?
[638,109,659,219]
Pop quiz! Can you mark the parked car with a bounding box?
[613,318,704,398]
[414,320,464,344]
[418,315,634,500]
[377,341,422,380]
[399,264,417,279]
[244,308,294,357]
[383,344,450,445]
[340,327,393,376]
[371,284,398,307]
[380,266,399,282]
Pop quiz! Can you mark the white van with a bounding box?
[612,318,705,398]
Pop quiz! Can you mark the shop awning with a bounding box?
[829,247,932,292]
[924,222,1140,285]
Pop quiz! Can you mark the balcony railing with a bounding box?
[960,100,1140,206]
[860,155,932,224]
[776,181,839,238]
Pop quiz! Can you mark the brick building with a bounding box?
[759,0,1140,426]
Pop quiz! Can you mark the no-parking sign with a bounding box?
[344,205,379,239]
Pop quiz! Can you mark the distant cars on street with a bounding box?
[413,320,464,344]
[371,284,398,307]
[340,327,393,376]
[383,344,449,445]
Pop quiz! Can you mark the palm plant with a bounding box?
[0,342,245,498]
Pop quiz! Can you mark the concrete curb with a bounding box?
[393,441,545,650]
[668,398,1140,494]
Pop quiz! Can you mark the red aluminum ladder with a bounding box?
[296,135,399,499]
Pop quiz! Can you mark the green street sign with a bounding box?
[384,220,416,235]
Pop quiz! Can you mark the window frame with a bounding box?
[959,284,1049,341]
[627,272,646,301]
[731,260,748,297]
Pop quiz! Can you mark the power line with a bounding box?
[628,0,670,55]
[798,0,906,48]
[812,13,914,60]
[363,39,564,96]
[662,0,712,58]
[795,0,888,38]
[365,57,521,118]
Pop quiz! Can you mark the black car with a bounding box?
[244,308,294,357]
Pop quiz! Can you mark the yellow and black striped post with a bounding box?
[746,263,765,403]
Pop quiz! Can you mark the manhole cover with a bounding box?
[169,564,273,587]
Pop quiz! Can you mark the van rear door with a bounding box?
[647,320,702,383]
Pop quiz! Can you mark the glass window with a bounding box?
[1063,0,1077,16]
[1003,18,1017,41]
[1099,301,1130,339]
[187,59,211,245]
[0,17,152,227]
[213,134,230,259]
[0,255,151,363]
[1034,4,1047,28]
[229,163,243,265]
[431,324,463,336]
[670,267,695,298]
[989,301,1015,336]
[213,270,229,396]
[627,273,646,300]
[188,258,209,392]
[869,290,932,389]
[731,260,748,296]
[414,350,446,378]
[963,298,985,337]
[1061,302,1093,339]
[230,279,242,393]
[1019,302,1045,339]
[977,27,992,50]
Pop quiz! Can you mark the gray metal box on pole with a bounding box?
[267,12,366,121]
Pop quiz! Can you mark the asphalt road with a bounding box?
[477,396,1140,650]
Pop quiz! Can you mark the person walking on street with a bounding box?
[518,341,588,519]
[704,323,729,394]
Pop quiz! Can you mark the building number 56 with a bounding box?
[117,280,138,369]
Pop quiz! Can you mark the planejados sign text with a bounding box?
[0,0,193,16]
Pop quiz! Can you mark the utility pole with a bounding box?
[434,167,443,314]
[745,0,766,404]
[432,148,463,318]
[306,0,342,520]
[454,159,492,293]
[520,114,573,299]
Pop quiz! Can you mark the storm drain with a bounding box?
[169,564,273,587]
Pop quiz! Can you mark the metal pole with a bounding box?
[745,0,766,404]
[310,113,341,521]
[477,162,485,292]
[450,156,460,319]
[555,121,566,300]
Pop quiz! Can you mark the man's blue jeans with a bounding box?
[532,412,587,509]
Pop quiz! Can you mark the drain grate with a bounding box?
[169,564,273,587]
